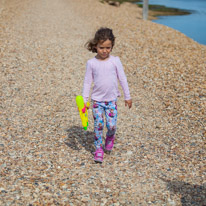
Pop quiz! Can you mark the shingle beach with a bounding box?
[0,0,205,205]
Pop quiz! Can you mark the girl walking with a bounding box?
[83,27,132,163]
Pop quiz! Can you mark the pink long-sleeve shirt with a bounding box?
[82,55,131,103]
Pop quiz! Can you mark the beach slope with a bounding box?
[0,0,205,205]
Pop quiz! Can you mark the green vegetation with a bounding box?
[137,4,191,16]
[100,0,141,4]
[100,0,191,18]
[114,0,141,3]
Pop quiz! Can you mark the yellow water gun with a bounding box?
[76,96,90,130]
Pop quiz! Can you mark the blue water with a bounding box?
[148,0,206,45]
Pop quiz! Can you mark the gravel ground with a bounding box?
[0,0,206,205]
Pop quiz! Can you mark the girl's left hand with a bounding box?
[125,99,132,109]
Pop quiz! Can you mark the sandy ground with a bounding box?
[0,0,206,205]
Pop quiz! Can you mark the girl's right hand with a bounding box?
[85,102,90,110]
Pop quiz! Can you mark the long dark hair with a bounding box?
[85,27,115,53]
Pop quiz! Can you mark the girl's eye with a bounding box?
[99,47,111,49]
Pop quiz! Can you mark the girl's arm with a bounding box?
[115,57,131,99]
[82,61,93,103]
[115,57,132,108]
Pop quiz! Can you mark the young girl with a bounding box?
[83,27,132,163]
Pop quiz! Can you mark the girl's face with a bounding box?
[96,39,112,60]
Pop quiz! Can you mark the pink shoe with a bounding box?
[105,135,115,151]
[94,147,104,163]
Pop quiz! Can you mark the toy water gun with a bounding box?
[76,95,90,130]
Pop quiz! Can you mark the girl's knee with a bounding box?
[95,121,104,131]
[93,112,104,131]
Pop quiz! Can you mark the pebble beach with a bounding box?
[0,0,206,205]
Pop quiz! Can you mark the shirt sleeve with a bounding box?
[115,57,131,100]
[82,61,93,103]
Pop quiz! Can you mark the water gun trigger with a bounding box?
[82,106,86,113]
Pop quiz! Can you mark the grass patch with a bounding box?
[100,0,191,19]
[137,4,191,17]
[100,0,141,4]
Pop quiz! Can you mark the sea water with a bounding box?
[148,0,206,45]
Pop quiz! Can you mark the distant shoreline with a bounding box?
[101,0,192,20]
[137,3,191,20]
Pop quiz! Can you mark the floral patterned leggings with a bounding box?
[92,100,118,149]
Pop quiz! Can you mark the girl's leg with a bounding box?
[105,100,117,151]
[92,101,104,149]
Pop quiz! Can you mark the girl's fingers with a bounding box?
[125,100,132,109]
